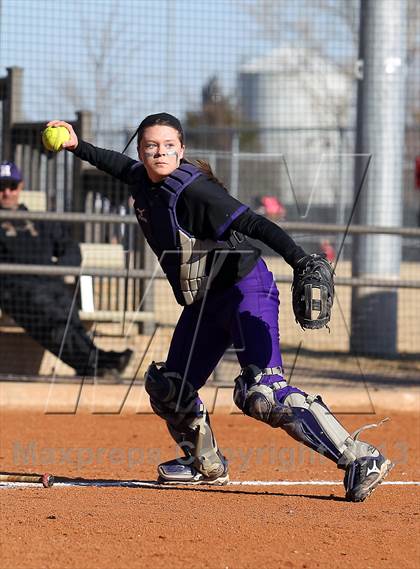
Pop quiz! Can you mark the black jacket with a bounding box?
[0,204,81,278]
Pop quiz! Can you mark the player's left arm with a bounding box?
[229,209,306,268]
[181,182,305,266]
[230,210,334,329]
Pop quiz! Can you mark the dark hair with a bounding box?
[137,112,184,146]
[135,113,227,190]
[190,159,228,191]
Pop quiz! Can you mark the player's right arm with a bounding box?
[46,120,141,184]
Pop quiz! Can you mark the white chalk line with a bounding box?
[0,480,419,489]
[232,480,420,486]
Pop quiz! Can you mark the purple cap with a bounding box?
[0,161,23,183]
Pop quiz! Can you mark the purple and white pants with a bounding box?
[166,258,294,394]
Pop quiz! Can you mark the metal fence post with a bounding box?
[1,67,24,161]
[73,110,93,213]
[230,130,240,198]
[351,0,407,357]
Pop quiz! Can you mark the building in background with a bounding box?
[239,46,353,217]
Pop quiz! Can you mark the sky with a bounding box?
[0,0,273,126]
[0,0,415,133]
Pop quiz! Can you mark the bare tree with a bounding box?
[59,0,135,143]
[185,75,259,152]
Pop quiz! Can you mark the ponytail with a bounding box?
[189,159,228,192]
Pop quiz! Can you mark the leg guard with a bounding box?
[234,365,384,467]
[145,362,227,482]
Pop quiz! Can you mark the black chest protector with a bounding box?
[132,163,234,306]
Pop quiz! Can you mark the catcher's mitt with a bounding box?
[292,254,334,330]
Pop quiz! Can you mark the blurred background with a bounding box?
[0,0,419,391]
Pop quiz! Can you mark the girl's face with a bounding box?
[138,125,185,182]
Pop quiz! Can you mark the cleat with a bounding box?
[344,455,394,502]
[157,459,229,486]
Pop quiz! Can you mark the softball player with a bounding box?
[48,113,393,501]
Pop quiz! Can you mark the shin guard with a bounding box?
[234,365,382,467]
[145,362,227,480]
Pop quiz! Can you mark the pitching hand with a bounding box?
[46,120,78,151]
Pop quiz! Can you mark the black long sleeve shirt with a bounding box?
[0,204,81,267]
[72,140,305,271]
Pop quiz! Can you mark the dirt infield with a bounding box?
[0,410,419,569]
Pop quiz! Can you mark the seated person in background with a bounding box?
[0,161,132,379]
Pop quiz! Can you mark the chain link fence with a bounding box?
[0,0,419,383]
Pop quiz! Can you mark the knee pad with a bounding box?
[234,365,377,466]
[233,364,293,424]
[144,362,198,426]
